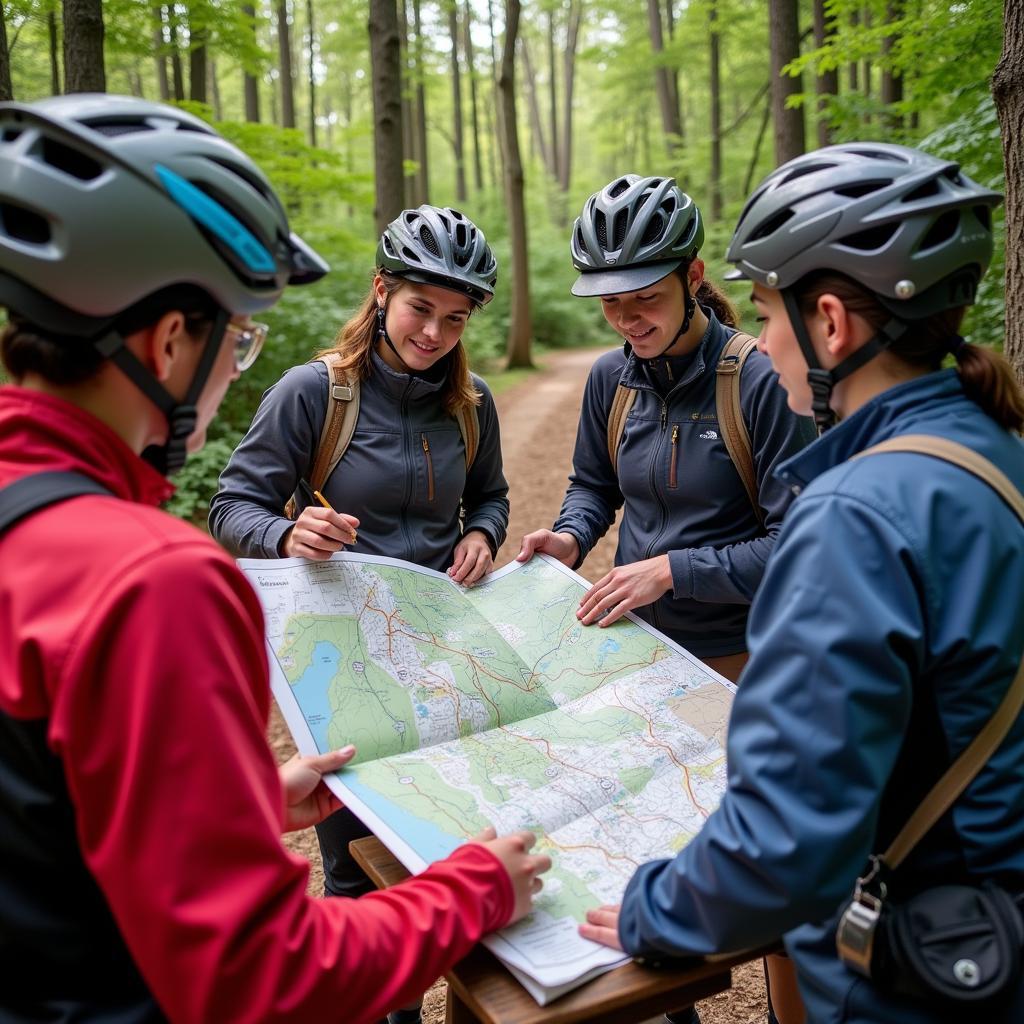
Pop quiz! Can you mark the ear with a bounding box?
[687,258,706,294]
[372,274,388,309]
[137,310,188,383]
[815,293,863,362]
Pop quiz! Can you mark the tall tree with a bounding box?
[558,0,582,195]
[401,0,415,204]
[188,8,208,104]
[812,0,838,146]
[242,4,260,122]
[880,1,904,131]
[277,0,296,128]
[0,5,11,101]
[520,37,553,175]
[168,7,185,101]
[412,0,429,203]
[306,0,317,145]
[499,0,531,369]
[709,0,722,220]
[209,56,222,118]
[546,5,558,179]
[463,0,483,192]
[647,0,682,158]
[993,0,1024,385]
[63,0,105,93]
[448,1,466,201]
[368,0,404,234]
[153,4,170,101]
[48,9,61,94]
[768,0,804,163]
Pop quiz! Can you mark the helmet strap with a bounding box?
[94,308,230,474]
[376,301,412,373]
[634,286,697,362]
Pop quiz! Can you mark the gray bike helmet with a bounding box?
[0,94,329,472]
[725,142,1001,431]
[570,175,704,297]
[377,205,497,306]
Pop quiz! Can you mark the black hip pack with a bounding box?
[835,436,1024,1010]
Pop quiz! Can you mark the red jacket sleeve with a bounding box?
[47,540,513,1023]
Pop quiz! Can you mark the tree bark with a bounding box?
[559,0,581,195]
[369,0,405,235]
[277,0,296,129]
[463,1,483,193]
[664,0,681,140]
[880,1,903,132]
[768,0,804,164]
[993,0,1024,385]
[0,5,11,101]
[169,7,185,101]
[847,6,859,91]
[520,38,553,176]
[449,2,466,201]
[242,4,260,122]
[306,0,317,145]
[413,0,429,204]
[63,0,105,93]
[499,0,532,369]
[547,8,559,181]
[189,18,208,103]
[401,0,415,205]
[708,0,721,220]
[48,10,61,94]
[812,0,838,146]
[153,5,169,100]
[647,0,682,157]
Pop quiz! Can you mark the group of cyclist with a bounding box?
[1,92,1021,1024]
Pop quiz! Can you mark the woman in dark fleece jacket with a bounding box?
[209,206,509,1024]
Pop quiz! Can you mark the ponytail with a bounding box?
[674,265,738,328]
[953,341,1024,434]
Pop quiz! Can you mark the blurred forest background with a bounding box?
[2,0,1020,519]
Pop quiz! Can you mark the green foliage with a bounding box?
[165,438,236,525]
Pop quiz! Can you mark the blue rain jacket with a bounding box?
[618,370,1024,1023]
[553,309,815,657]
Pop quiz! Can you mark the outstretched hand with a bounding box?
[448,530,493,587]
[577,555,672,627]
[470,826,552,925]
[279,746,355,832]
[283,506,360,560]
[516,529,580,568]
[579,904,624,950]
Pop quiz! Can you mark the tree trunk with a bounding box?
[449,2,466,201]
[487,0,503,176]
[559,0,581,195]
[189,25,208,103]
[243,4,260,122]
[63,0,105,93]
[48,10,61,94]
[463,1,483,193]
[664,0,680,140]
[0,5,11,101]
[862,3,872,124]
[847,6,859,91]
[306,0,317,145]
[547,8,559,181]
[277,0,296,129]
[401,0,414,205]
[412,0,429,204]
[813,0,838,146]
[499,0,532,370]
[768,0,804,164]
[993,0,1024,386]
[647,0,682,157]
[209,57,221,118]
[880,1,903,132]
[169,7,185,101]
[520,38,553,175]
[709,0,721,220]
[153,4,169,100]
[369,0,405,235]
[744,90,772,196]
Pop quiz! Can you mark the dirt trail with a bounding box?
[272,348,766,1023]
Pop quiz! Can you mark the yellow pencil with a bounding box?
[313,489,334,511]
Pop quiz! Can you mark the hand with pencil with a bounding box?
[281,490,361,560]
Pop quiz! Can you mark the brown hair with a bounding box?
[792,271,1024,433]
[675,265,738,328]
[316,271,481,417]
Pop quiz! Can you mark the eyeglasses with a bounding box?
[224,320,269,372]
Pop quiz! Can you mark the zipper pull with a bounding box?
[421,435,430,452]
[671,424,679,443]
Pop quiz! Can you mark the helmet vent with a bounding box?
[402,245,422,264]
[973,205,992,231]
[474,253,490,273]
[835,181,891,199]
[608,178,630,198]
[595,211,609,250]
[37,136,103,181]
[778,163,833,186]
[455,222,468,249]
[750,208,794,241]
[850,147,907,163]
[611,212,626,250]
[901,179,941,203]
[837,224,899,251]
[918,210,959,253]
[1,128,23,143]
[92,121,153,137]
[640,213,665,247]
[0,201,50,244]
[419,225,441,257]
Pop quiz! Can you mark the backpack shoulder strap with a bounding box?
[607,384,637,475]
[0,471,113,537]
[453,404,480,470]
[716,331,762,526]
[309,353,360,494]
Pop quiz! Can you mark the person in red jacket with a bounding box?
[0,94,549,1024]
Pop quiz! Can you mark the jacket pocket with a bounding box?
[421,433,435,502]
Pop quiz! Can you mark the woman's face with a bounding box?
[751,283,817,416]
[375,278,472,372]
[598,265,699,359]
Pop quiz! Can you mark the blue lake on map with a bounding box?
[291,641,340,752]
[597,637,621,666]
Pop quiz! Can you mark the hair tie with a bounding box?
[947,335,967,359]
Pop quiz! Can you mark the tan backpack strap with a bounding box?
[454,404,479,470]
[852,434,1024,871]
[716,332,762,526]
[607,384,637,475]
[309,354,360,494]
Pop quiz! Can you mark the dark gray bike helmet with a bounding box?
[0,94,329,472]
[570,175,704,297]
[725,142,1001,431]
[377,205,497,306]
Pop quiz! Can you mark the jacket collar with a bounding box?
[370,347,448,402]
[775,369,966,491]
[0,386,175,506]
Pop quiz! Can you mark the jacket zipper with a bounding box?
[668,424,679,489]
[421,433,435,502]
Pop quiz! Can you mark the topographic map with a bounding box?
[241,552,734,1003]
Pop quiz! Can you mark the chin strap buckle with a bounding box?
[806,368,836,434]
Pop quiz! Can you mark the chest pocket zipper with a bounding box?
[421,433,435,502]
[668,424,680,489]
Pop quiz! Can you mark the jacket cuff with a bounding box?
[443,843,515,932]
[264,518,294,558]
[668,549,695,600]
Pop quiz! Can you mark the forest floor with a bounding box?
[271,347,768,1023]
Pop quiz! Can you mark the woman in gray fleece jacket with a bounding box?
[209,207,510,1017]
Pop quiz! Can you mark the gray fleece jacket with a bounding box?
[209,349,509,569]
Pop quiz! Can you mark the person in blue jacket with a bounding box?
[518,174,814,1023]
[210,206,510,1024]
[579,144,1024,1024]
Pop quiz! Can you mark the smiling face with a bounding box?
[374,278,472,372]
